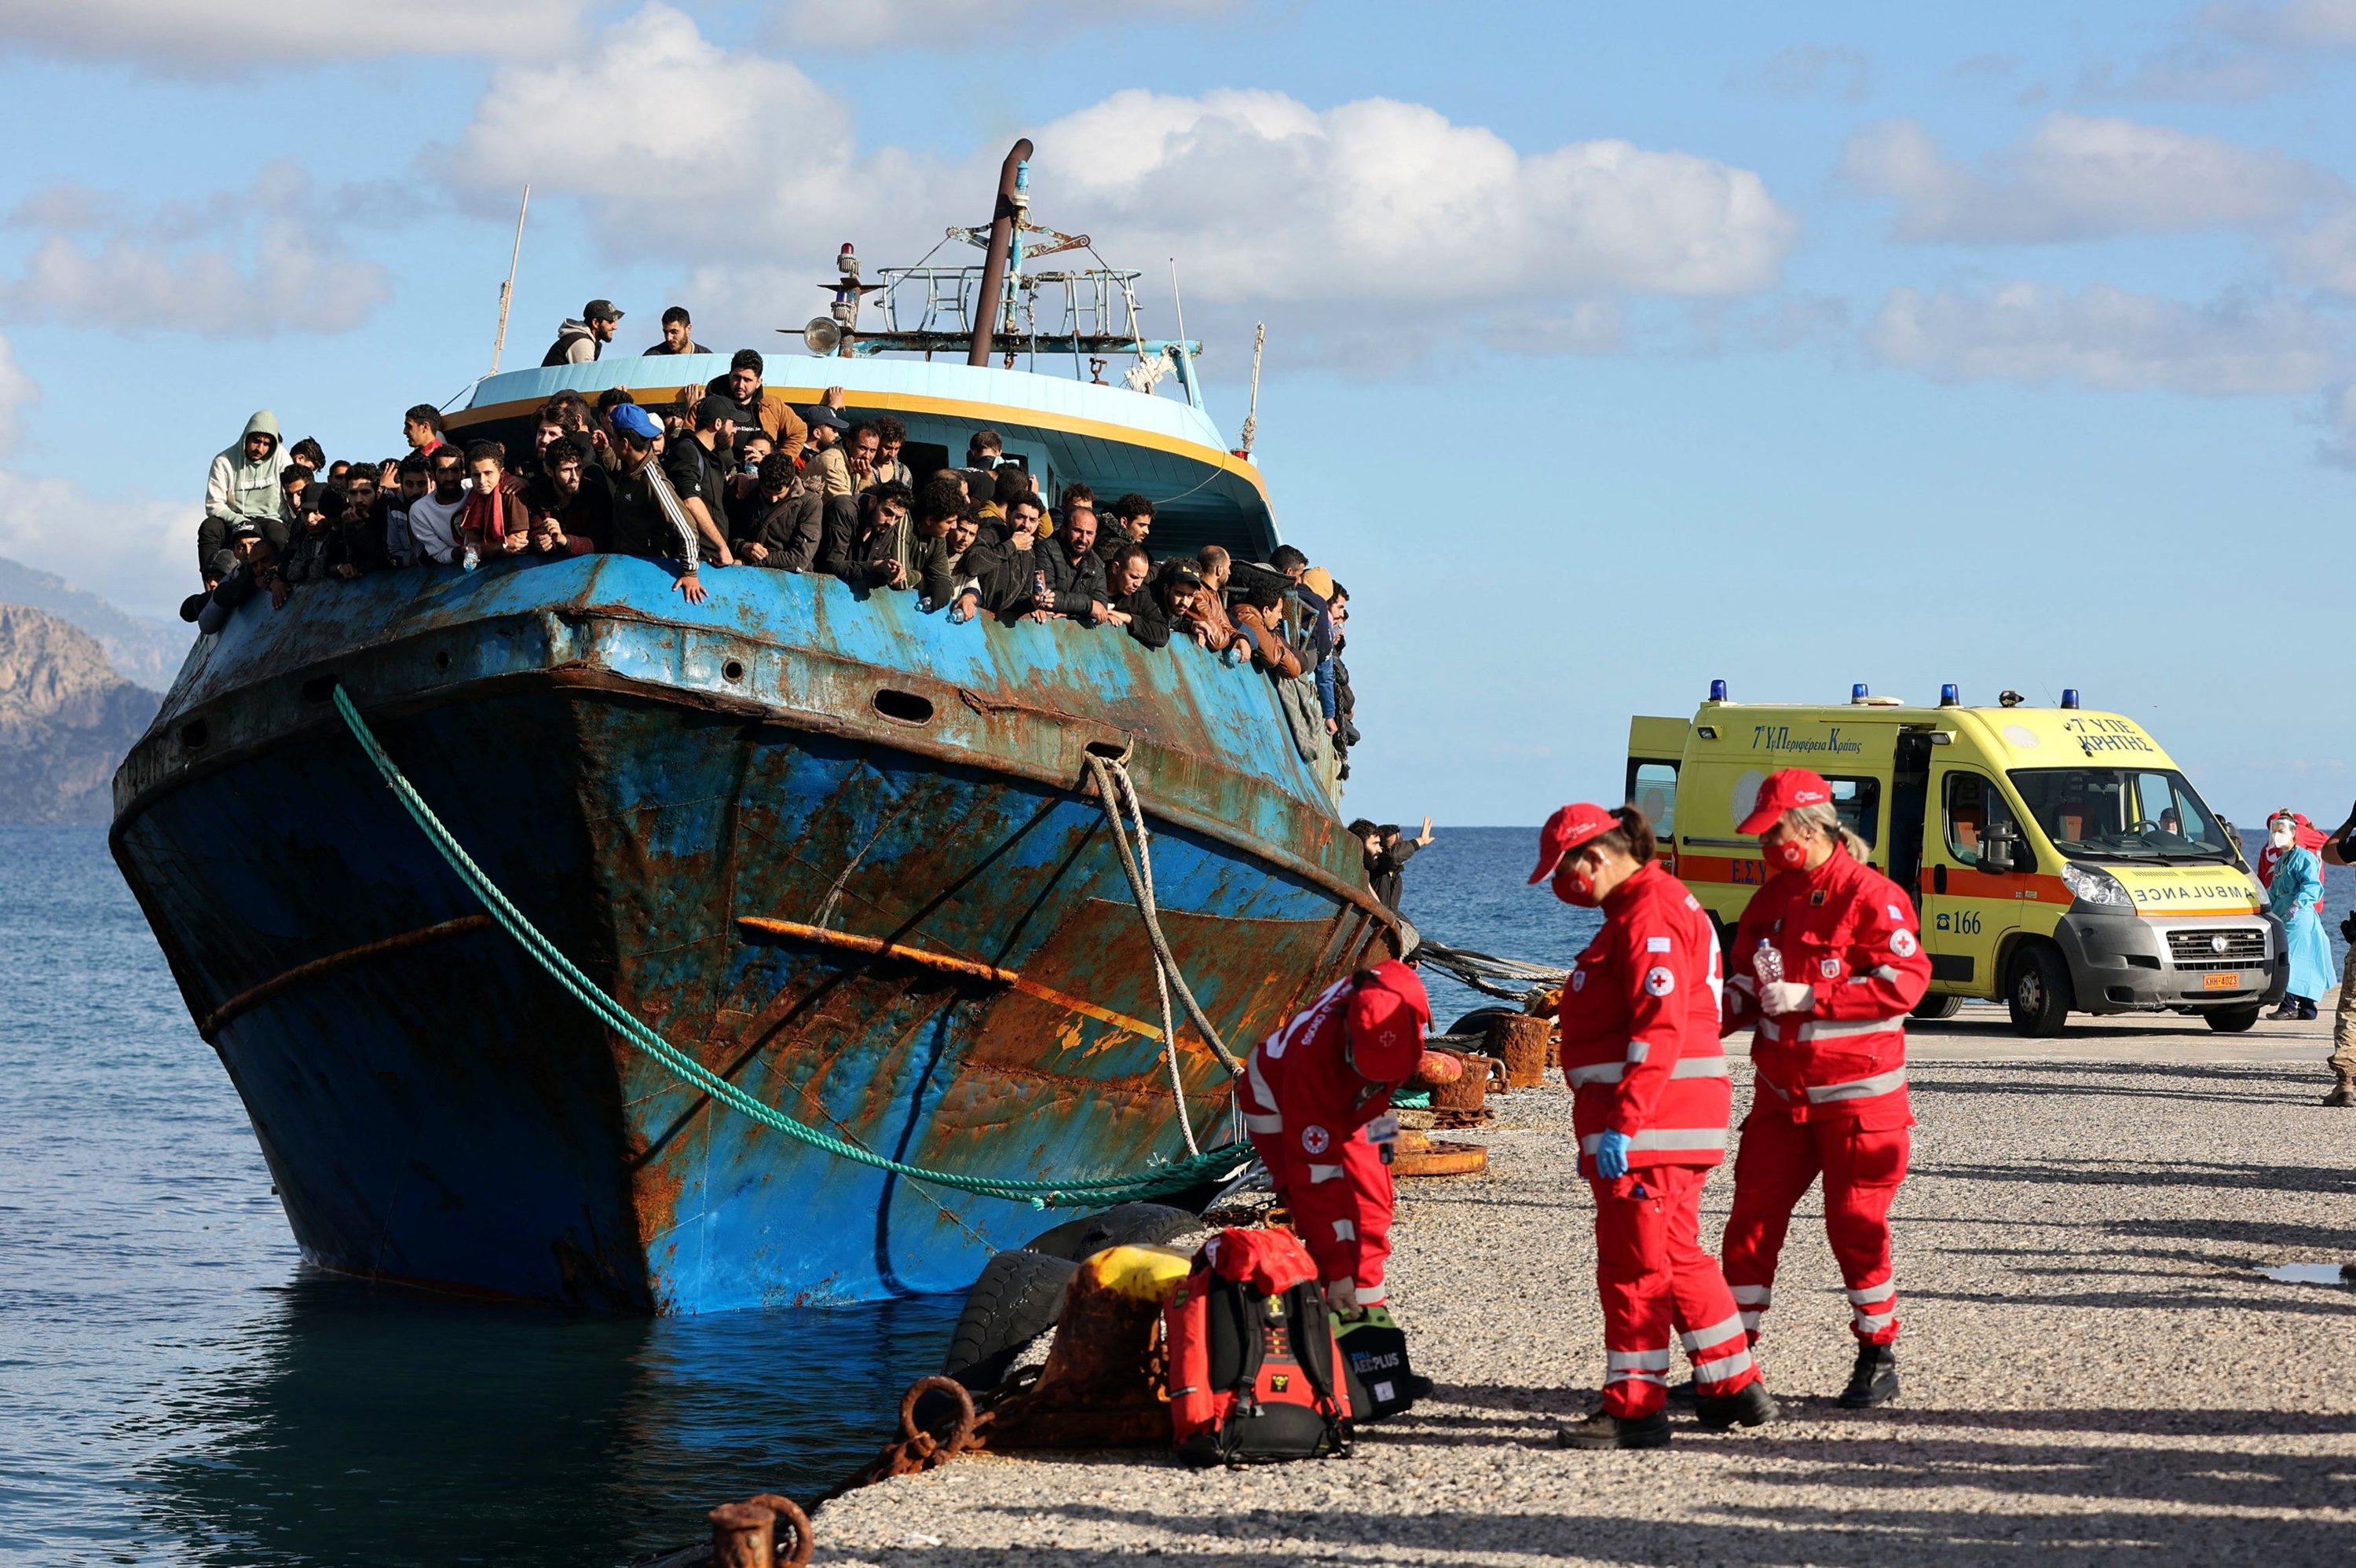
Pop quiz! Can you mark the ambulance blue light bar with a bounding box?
[1709,678,1728,701]
[1940,683,1959,707]
[1852,682,1869,701]
[2061,688,2080,709]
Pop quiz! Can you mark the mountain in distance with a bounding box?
[0,555,189,690]
[0,604,161,824]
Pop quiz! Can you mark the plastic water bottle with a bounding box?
[1754,945,1783,990]
[461,542,480,572]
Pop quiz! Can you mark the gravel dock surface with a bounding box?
[808,1008,2356,1566]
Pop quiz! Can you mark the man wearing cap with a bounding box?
[1718,767,1929,1410]
[1532,802,1769,1449]
[605,402,708,604]
[543,299,624,366]
[1236,960,1432,1317]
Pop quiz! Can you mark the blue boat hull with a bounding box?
[112,557,1392,1311]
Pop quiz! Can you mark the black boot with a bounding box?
[1694,1380,1779,1431]
[1554,1408,1670,1449]
[1838,1341,1900,1409]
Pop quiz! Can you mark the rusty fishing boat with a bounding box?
[110,143,1397,1312]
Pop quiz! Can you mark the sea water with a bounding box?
[0,828,958,1567]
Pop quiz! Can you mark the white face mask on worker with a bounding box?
[2272,828,2295,848]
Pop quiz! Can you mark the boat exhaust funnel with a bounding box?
[968,137,1033,367]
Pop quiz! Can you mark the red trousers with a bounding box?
[1590,1164,1758,1418]
[1246,1124,1394,1305]
[1721,1110,1909,1346]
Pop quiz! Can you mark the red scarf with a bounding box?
[461,482,514,543]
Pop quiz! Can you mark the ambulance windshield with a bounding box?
[2006,768,2236,864]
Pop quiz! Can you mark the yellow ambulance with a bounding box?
[1626,683,2285,1036]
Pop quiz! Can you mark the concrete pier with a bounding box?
[809,1007,2356,1565]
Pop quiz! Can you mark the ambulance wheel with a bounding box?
[2203,1004,2262,1033]
[941,1250,1077,1394]
[2004,945,2073,1037]
[1910,995,1963,1021]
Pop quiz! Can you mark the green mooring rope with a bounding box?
[331,686,1249,1208]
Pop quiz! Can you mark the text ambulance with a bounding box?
[1626,686,2285,1036]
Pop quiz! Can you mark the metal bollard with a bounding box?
[709,1501,775,1568]
[747,1494,814,1568]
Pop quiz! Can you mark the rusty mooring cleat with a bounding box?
[1389,1128,1489,1179]
[1486,1014,1554,1090]
[983,1243,1192,1449]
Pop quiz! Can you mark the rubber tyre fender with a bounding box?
[2202,1004,2262,1033]
[1909,994,1963,1021]
[1019,1201,1197,1263]
[940,1250,1077,1394]
[1447,1006,1520,1039]
[2004,943,2074,1037]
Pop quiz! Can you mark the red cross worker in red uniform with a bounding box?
[1531,802,1774,1449]
[1718,767,1930,1410]
[1237,959,1431,1312]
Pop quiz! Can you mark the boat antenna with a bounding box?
[1239,321,1265,456]
[967,138,1033,367]
[490,184,530,375]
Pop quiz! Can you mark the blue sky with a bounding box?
[0,0,2350,827]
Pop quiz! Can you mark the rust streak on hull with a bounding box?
[199,914,496,1036]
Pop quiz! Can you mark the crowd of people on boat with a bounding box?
[185,303,1363,768]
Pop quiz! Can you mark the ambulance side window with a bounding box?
[1944,773,2014,868]
[1824,776,1881,849]
[1628,762,1677,840]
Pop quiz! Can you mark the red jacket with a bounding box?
[1721,843,1928,1130]
[1557,861,1731,1178]
[1238,978,1394,1287]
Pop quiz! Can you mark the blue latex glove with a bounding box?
[1593,1129,1632,1181]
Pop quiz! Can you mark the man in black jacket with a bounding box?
[1044,500,1114,626]
[1354,818,1435,912]
[1105,543,1168,648]
[956,493,1049,621]
[734,453,822,571]
[821,481,916,591]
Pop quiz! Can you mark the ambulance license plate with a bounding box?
[2202,971,2242,991]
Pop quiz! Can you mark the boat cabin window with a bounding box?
[1943,773,2018,868]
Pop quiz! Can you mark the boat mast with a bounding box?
[967,139,1033,367]
[489,185,530,375]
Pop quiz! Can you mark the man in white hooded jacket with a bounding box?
[197,410,289,587]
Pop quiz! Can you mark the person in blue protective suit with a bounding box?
[2266,812,2332,1022]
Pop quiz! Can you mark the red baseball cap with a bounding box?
[1736,768,1834,835]
[1345,960,1431,1084]
[1527,802,1621,884]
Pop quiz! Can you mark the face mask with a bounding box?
[2272,828,2295,848]
[1552,858,1601,907]
[1765,837,1810,872]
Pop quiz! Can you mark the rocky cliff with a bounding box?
[0,555,189,690]
[0,604,161,824]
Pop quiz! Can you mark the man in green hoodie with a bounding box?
[198,410,290,588]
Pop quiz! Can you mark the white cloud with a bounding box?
[1868,283,2337,395]
[763,0,1235,49]
[0,330,33,454]
[0,469,190,621]
[2279,206,2356,294]
[0,0,591,71]
[1841,114,2338,243]
[2,163,391,337]
[441,7,1796,366]
[2202,0,2356,48]
[1735,44,1873,104]
[2072,42,2296,104]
